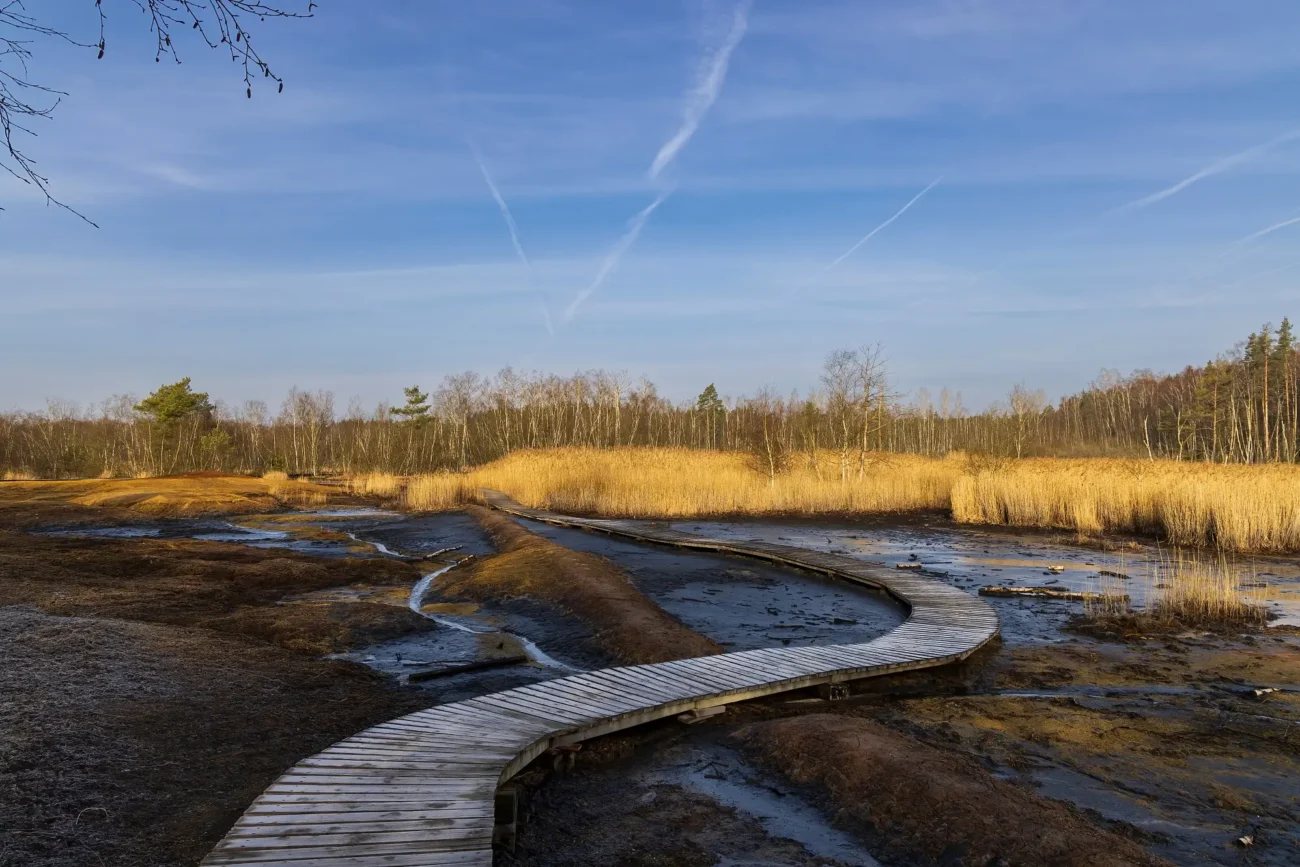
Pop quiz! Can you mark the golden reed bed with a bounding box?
[375,448,1300,555]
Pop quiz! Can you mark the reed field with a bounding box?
[952,458,1300,553]
[346,471,403,498]
[383,447,1300,554]
[399,448,960,517]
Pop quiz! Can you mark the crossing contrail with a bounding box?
[1112,128,1300,215]
[562,189,673,324]
[562,1,746,327]
[472,149,554,337]
[823,176,943,272]
[649,0,751,179]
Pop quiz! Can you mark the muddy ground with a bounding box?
[5,485,1299,867]
[0,500,437,867]
[438,507,723,664]
[509,634,1298,867]
[0,604,428,867]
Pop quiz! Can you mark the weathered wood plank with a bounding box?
[202,491,998,867]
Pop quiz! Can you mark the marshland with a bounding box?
[4,330,1300,867]
[8,1,1300,865]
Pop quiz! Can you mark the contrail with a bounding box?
[823,176,943,272]
[1235,214,1300,246]
[472,149,555,337]
[649,0,751,179]
[562,189,674,324]
[1112,128,1300,215]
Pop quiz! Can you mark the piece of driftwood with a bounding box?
[896,562,922,570]
[1098,570,1132,580]
[979,585,1128,602]
[423,545,464,560]
[406,654,529,682]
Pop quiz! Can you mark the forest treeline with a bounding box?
[2,320,1296,479]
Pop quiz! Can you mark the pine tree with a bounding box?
[695,383,725,448]
[390,386,431,424]
[134,378,213,429]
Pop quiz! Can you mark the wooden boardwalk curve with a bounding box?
[202,492,999,867]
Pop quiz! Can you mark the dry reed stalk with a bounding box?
[261,470,289,482]
[347,472,404,498]
[1083,550,1267,631]
[402,447,960,516]
[952,458,1300,553]
[1,471,37,481]
[1150,552,1268,627]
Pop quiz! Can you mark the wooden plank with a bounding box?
[204,492,999,867]
[207,853,492,867]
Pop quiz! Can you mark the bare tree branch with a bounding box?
[0,0,314,225]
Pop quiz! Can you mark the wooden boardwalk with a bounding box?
[202,492,999,867]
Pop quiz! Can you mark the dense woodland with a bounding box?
[2,320,1296,479]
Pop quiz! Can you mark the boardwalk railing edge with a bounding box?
[201,492,999,867]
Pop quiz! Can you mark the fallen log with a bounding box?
[406,654,529,682]
[423,545,464,560]
[979,586,1128,602]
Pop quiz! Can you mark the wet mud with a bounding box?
[666,519,1300,640]
[0,606,427,867]
[9,493,1299,867]
[519,518,905,651]
[509,712,882,867]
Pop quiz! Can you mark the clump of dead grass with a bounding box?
[347,471,404,498]
[1078,551,1269,637]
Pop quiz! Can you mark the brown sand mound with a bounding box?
[0,606,426,867]
[446,506,721,664]
[0,531,423,653]
[737,714,1171,867]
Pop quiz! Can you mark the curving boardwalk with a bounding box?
[202,492,999,867]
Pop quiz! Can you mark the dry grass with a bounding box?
[0,474,334,518]
[403,447,959,516]
[347,471,404,498]
[739,714,1171,867]
[443,507,722,664]
[1081,551,1270,634]
[261,469,290,481]
[396,449,1300,554]
[1,470,37,481]
[952,458,1300,553]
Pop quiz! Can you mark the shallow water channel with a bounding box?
[660,518,1300,640]
[519,518,905,651]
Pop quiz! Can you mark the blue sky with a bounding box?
[4,1,1300,412]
